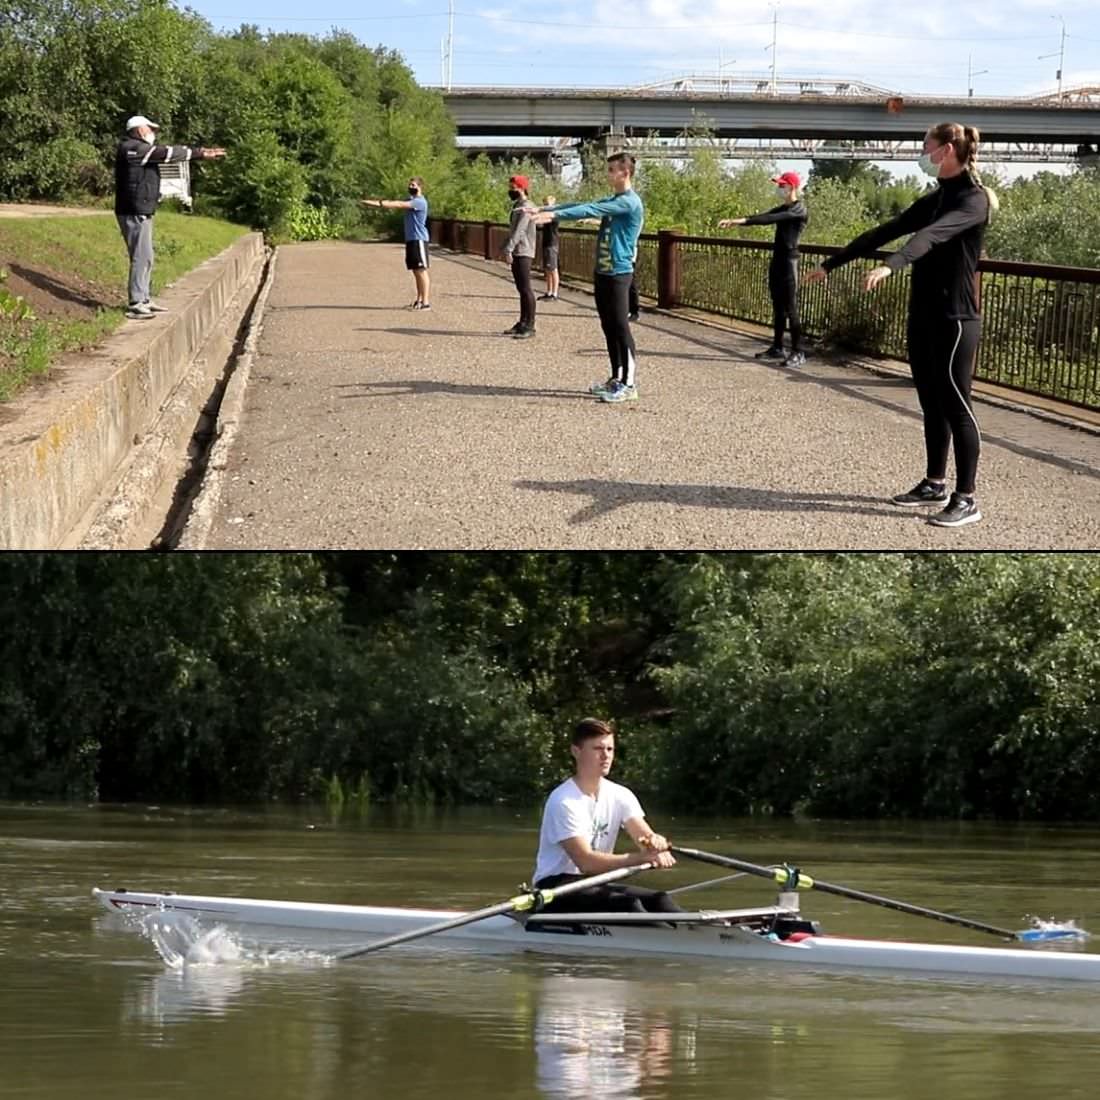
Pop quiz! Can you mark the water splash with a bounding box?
[137,909,334,969]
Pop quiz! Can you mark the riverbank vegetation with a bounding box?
[3,2,1098,266]
[2,553,1097,820]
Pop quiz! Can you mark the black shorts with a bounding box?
[542,245,559,272]
[405,240,429,270]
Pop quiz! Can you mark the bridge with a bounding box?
[458,137,1094,167]
[443,78,1100,152]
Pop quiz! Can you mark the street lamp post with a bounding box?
[1038,15,1067,103]
[967,55,988,98]
[764,3,779,96]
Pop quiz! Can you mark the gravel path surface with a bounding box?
[205,241,1100,549]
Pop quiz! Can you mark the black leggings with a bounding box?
[628,275,639,317]
[594,272,637,385]
[908,318,982,495]
[512,256,536,329]
[769,258,801,352]
[535,873,682,915]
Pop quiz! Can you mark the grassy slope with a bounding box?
[0,212,250,402]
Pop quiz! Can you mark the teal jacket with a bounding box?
[547,189,644,276]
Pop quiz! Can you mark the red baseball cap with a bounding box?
[773,171,801,189]
[509,175,530,191]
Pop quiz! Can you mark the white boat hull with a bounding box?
[92,887,1100,983]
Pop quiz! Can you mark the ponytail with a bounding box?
[929,121,999,220]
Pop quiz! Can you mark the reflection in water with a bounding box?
[130,965,250,1030]
[534,975,679,1099]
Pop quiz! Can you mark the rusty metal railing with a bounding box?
[429,218,1100,411]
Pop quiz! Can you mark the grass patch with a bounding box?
[0,211,250,403]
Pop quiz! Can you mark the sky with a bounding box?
[183,1,1100,178]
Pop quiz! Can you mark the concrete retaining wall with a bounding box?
[0,232,266,549]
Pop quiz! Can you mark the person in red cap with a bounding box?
[501,174,539,338]
[719,171,808,366]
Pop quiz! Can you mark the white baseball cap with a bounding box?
[125,115,160,132]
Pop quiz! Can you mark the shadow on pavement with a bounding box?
[514,478,911,524]
[335,380,591,401]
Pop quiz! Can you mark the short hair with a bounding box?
[573,717,615,745]
[606,153,636,175]
[409,176,425,189]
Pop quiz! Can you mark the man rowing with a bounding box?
[532,717,682,915]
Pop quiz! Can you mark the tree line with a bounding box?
[1,552,1097,820]
[2,2,1099,267]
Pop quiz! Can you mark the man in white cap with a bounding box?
[114,116,226,319]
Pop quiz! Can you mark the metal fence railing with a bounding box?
[429,218,1100,412]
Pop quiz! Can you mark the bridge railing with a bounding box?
[429,218,1100,411]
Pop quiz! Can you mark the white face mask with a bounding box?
[918,147,944,177]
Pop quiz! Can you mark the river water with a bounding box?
[3,802,1099,1100]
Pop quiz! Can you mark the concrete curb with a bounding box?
[0,231,266,548]
[175,247,279,550]
[70,248,270,549]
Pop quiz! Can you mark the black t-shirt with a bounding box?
[541,220,560,249]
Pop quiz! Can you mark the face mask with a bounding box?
[508,189,521,201]
[918,150,942,177]
[408,187,419,195]
[777,187,791,200]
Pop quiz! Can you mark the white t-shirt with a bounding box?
[533,777,645,884]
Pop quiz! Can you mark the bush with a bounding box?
[284,202,340,241]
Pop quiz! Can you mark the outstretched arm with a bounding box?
[742,203,807,226]
[540,192,637,222]
[883,188,990,271]
[360,198,414,210]
[820,193,937,273]
[140,144,226,164]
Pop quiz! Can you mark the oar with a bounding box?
[337,863,651,961]
[670,846,1082,943]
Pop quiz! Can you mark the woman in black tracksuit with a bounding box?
[720,170,809,366]
[806,122,995,529]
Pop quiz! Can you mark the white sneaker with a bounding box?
[126,303,154,319]
[144,301,170,313]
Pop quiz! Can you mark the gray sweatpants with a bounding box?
[117,214,154,306]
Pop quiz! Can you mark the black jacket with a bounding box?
[743,200,809,260]
[114,138,205,217]
[823,172,991,321]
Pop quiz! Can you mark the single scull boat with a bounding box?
[92,886,1100,982]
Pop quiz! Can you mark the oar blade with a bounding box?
[1015,925,1091,944]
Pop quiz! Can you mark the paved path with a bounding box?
[205,241,1100,549]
